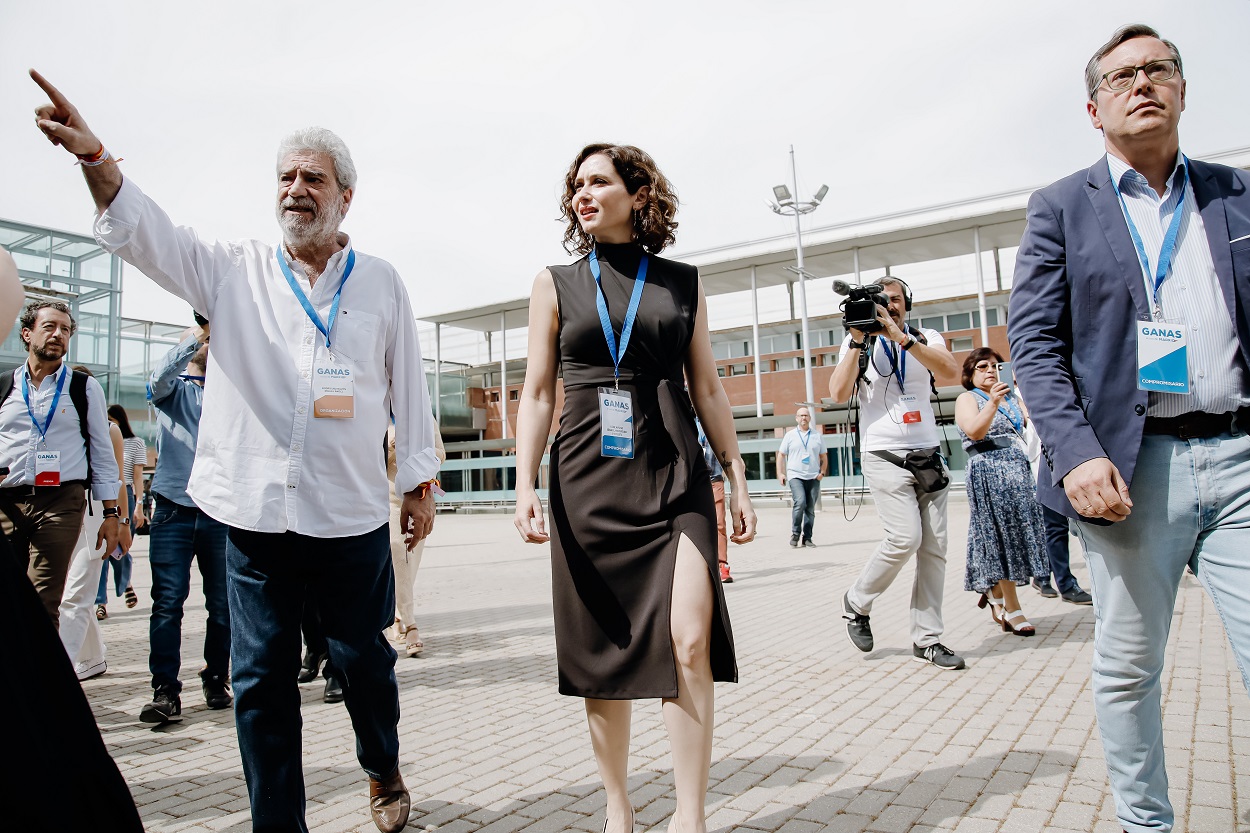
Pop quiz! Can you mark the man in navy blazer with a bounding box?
[1009,24,1250,833]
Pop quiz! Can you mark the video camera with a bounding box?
[832,280,888,333]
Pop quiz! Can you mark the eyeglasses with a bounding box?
[973,362,994,371]
[1094,58,1180,95]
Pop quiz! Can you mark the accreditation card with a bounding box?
[598,387,634,459]
[313,355,355,418]
[1136,321,1191,394]
[35,449,61,486]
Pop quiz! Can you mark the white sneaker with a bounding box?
[75,659,107,681]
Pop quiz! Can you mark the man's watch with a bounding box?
[900,334,918,352]
[847,339,865,350]
[119,516,131,526]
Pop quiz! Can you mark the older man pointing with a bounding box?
[31,70,440,833]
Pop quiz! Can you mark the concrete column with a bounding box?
[751,266,763,419]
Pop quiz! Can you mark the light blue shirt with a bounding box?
[779,427,825,480]
[149,336,205,508]
[1108,152,1250,417]
[0,363,119,498]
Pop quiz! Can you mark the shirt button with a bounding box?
[1198,371,1206,378]
[292,443,302,452]
[301,372,309,379]
[287,484,296,490]
[1134,404,1146,416]
[298,406,306,414]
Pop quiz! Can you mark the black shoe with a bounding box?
[803,539,816,548]
[842,592,873,653]
[140,686,183,724]
[1032,578,1058,598]
[912,642,966,670]
[297,649,328,683]
[789,535,800,548]
[324,673,345,704]
[1061,586,1093,605]
[201,673,233,710]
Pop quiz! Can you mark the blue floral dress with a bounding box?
[959,394,1048,592]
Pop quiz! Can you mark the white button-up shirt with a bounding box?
[1108,152,1250,418]
[0,363,120,498]
[95,178,440,537]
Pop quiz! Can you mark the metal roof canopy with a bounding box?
[422,297,531,333]
[684,190,1031,297]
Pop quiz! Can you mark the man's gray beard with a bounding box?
[278,202,344,251]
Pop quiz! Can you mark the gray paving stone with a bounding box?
[75,504,1246,833]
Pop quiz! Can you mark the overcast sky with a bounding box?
[2,1,1247,330]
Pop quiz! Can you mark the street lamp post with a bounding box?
[767,145,829,408]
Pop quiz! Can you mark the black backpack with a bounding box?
[0,367,94,484]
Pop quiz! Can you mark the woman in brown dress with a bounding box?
[514,144,757,833]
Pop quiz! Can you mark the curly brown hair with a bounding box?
[560,143,679,255]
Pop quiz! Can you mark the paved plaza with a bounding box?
[83,500,1248,833]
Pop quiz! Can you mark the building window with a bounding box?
[920,315,944,331]
[946,312,972,331]
[717,366,727,377]
[986,308,999,326]
[509,390,519,401]
[950,337,974,352]
[731,364,747,376]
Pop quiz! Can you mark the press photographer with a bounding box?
[827,277,964,669]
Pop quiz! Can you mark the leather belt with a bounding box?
[965,437,1015,458]
[0,480,88,498]
[1143,407,1250,440]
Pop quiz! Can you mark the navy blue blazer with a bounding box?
[1008,156,1250,520]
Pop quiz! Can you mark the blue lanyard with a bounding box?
[973,388,1023,433]
[21,365,67,446]
[798,429,812,450]
[881,340,906,388]
[1109,157,1188,318]
[589,249,649,387]
[276,246,356,350]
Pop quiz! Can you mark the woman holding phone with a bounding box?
[513,143,756,833]
[955,347,1048,636]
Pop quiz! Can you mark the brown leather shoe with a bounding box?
[368,767,410,833]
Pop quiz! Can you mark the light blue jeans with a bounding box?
[1073,427,1250,832]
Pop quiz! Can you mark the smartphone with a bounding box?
[996,361,1014,395]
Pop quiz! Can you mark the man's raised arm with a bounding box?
[30,70,122,214]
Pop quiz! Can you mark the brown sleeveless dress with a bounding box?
[546,242,737,699]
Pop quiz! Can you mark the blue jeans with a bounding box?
[96,487,136,605]
[148,495,230,692]
[789,477,820,540]
[227,523,399,833]
[1040,503,1079,593]
[1073,428,1250,832]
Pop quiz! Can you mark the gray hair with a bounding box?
[276,127,358,192]
[1085,24,1183,100]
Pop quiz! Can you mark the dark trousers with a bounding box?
[227,523,399,833]
[0,483,87,628]
[148,496,231,692]
[300,597,337,680]
[1041,503,1078,593]
[789,476,820,539]
[0,530,144,832]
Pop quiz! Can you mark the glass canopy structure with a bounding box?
[0,217,123,396]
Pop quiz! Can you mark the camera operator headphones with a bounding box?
[882,275,913,312]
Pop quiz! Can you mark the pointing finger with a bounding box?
[29,69,72,110]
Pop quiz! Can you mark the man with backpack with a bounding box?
[0,300,121,627]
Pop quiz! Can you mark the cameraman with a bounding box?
[828,278,965,670]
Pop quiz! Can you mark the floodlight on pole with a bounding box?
[768,145,830,407]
